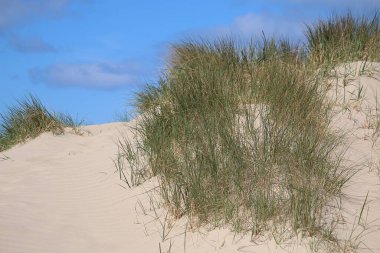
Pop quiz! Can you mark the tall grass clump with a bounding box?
[306,12,380,66]
[120,36,351,242]
[0,95,80,151]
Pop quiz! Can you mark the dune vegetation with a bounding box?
[116,12,380,248]
[0,95,80,152]
[306,12,380,66]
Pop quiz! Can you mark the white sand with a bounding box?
[0,123,159,252]
[0,62,380,252]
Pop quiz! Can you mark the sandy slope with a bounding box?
[327,62,380,253]
[0,123,159,253]
[0,123,325,253]
[0,62,380,253]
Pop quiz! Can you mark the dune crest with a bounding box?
[1,63,380,252]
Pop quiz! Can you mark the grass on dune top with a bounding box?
[0,95,80,152]
[132,38,345,232]
[116,13,380,249]
[306,12,380,66]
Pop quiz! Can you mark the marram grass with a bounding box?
[0,95,81,151]
[306,12,380,66]
[116,12,378,249]
[120,39,348,236]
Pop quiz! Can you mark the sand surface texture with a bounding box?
[1,62,380,252]
[0,123,160,253]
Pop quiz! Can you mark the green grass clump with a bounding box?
[0,95,80,151]
[120,37,350,241]
[306,12,380,66]
[117,12,380,247]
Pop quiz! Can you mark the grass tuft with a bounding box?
[117,11,379,249]
[306,12,380,66]
[0,94,81,151]
[120,38,350,238]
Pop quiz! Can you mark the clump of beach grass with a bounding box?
[118,38,349,240]
[306,12,380,67]
[0,95,81,151]
[117,11,379,250]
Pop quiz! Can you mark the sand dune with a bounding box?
[1,62,380,252]
[0,123,159,253]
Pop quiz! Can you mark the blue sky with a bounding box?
[1,0,379,124]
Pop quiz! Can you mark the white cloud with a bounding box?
[237,0,380,5]
[0,0,90,53]
[0,0,90,32]
[235,0,380,10]
[215,12,305,40]
[0,0,66,31]
[288,0,380,6]
[29,61,140,89]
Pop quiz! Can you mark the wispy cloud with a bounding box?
[232,12,304,38]
[213,0,380,42]
[235,0,380,11]
[287,0,380,7]
[0,0,73,32]
[8,34,56,53]
[29,61,141,89]
[207,12,305,40]
[0,0,90,54]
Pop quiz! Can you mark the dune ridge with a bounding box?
[1,63,380,252]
